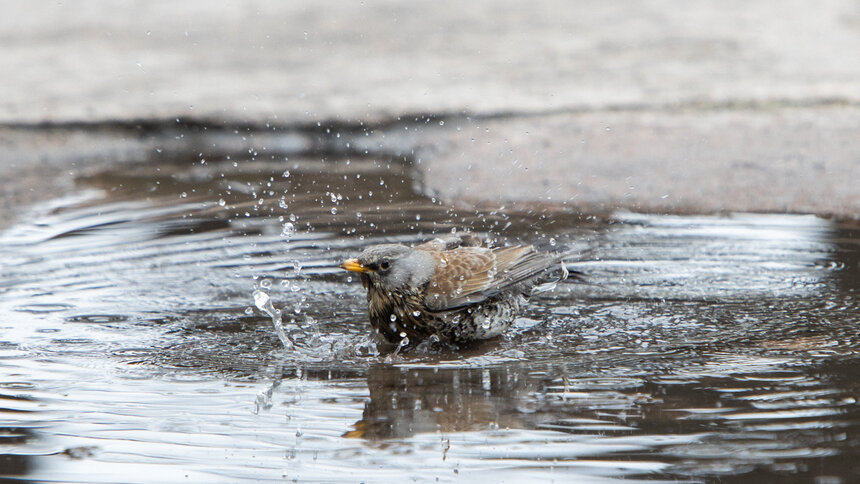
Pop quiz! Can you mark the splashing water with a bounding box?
[390,332,410,357]
[531,261,570,295]
[280,222,296,237]
[253,285,350,361]
[253,288,293,351]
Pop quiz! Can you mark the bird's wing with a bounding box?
[421,245,557,312]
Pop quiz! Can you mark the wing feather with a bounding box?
[422,244,558,311]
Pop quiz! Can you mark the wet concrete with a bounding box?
[3,104,858,232]
[417,106,860,217]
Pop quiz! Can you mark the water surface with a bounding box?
[0,152,858,482]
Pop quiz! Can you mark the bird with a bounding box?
[339,233,570,346]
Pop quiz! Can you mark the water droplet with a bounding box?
[245,306,255,315]
[390,314,397,322]
[281,222,295,237]
[282,170,290,178]
[412,310,421,317]
[260,279,272,289]
[279,198,289,209]
[397,332,410,349]
[549,237,557,246]
[330,207,337,215]
[217,198,226,207]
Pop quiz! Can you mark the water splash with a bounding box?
[253,287,293,351]
[531,261,570,295]
[281,222,295,237]
[390,332,410,357]
[253,283,357,361]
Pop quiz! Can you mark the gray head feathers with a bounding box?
[356,244,437,291]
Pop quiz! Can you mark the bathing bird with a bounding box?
[340,233,570,345]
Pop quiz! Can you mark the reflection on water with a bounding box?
[0,150,858,482]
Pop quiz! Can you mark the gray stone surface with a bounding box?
[1,1,858,220]
[3,0,859,123]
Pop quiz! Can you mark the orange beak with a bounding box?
[340,258,371,273]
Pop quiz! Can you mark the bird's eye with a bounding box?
[379,259,391,271]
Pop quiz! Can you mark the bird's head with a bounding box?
[340,244,436,292]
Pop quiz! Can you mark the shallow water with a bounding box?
[0,151,858,483]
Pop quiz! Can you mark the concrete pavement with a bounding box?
[1,0,858,220]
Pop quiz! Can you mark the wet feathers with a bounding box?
[341,234,565,345]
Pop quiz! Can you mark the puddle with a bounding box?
[0,144,858,482]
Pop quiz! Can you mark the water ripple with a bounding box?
[0,154,857,482]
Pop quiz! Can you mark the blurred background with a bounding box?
[2,0,859,222]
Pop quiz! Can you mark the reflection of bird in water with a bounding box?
[343,365,529,440]
[340,233,573,345]
[343,365,658,441]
